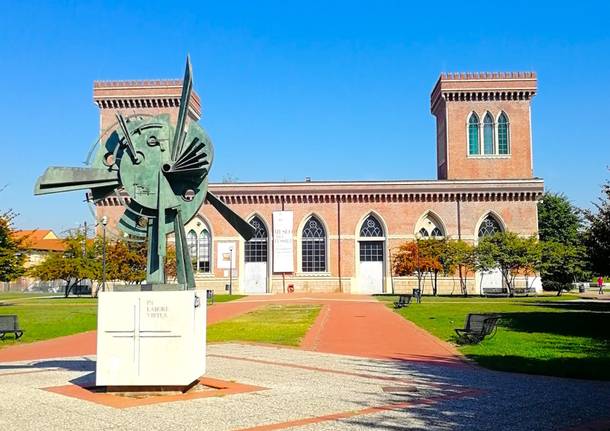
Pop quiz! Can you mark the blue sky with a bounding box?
[1,1,609,233]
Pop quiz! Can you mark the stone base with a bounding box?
[96,289,206,387]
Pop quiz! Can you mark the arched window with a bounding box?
[478,214,503,238]
[198,229,211,272]
[416,213,445,239]
[359,215,384,237]
[187,230,198,270]
[498,112,509,154]
[483,113,494,154]
[418,227,429,238]
[468,113,480,155]
[245,216,268,263]
[302,216,326,272]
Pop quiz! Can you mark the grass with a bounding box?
[207,304,321,346]
[0,291,245,348]
[377,294,610,380]
[0,296,97,347]
[211,294,246,303]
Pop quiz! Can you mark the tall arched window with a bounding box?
[302,216,326,272]
[483,113,494,154]
[359,215,384,262]
[478,214,503,238]
[497,112,509,154]
[468,113,480,155]
[187,230,198,270]
[198,229,211,272]
[245,216,268,263]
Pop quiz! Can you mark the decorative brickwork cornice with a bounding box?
[92,179,544,207]
[430,71,538,113]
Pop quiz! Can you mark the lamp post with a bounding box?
[228,247,233,296]
[101,216,108,292]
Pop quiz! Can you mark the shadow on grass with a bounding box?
[498,311,610,340]
[465,354,610,381]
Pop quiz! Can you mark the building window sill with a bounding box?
[467,154,511,159]
[295,272,331,277]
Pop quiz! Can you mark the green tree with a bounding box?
[0,210,26,282]
[475,232,542,297]
[541,241,587,295]
[538,192,582,246]
[584,178,610,277]
[444,240,476,297]
[29,233,99,297]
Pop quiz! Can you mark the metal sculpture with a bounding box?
[35,57,254,289]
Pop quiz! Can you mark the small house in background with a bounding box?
[12,229,66,267]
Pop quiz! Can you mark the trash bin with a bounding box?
[287,284,294,293]
[579,283,586,293]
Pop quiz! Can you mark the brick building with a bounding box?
[95,72,544,295]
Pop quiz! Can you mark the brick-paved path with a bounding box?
[0,293,460,364]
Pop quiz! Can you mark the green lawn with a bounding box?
[377,295,610,380]
[0,292,245,348]
[0,296,98,347]
[207,304,321,346]
[211,294,246,303]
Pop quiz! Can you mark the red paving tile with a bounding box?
[0,294,462,366]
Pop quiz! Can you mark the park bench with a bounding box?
[394,294,412,309]
[0,315,24,340]
[482,287,508,297]
[454,313,500,344]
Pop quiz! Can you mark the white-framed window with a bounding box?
[301,216,326,272]
[467,111,511,156]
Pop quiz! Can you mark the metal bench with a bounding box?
[455,313,500,344]
[393,294,412,309]
[0,315,24,340]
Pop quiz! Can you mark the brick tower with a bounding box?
[430,72,537,180]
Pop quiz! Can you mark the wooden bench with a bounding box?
[0,315,24,340]
[455,313,500,344]
[482,287,508,297]
[394,294,412,309]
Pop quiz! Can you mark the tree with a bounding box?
[444,240,476,297]
[0,210,26,282]
[475,232,542,297]
[541,241,587,296]
[29,233,99,297]
[91,238,146,295]
[392,240,438,294]
[584,178,610,277]
[538,192,582,246]
[418,238,445,296]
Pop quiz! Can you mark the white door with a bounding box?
[358,261,384,294]
[478,268,504,293]
[358,240,384,294]
[244,262,267,294]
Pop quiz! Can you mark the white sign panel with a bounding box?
[217,242,236,270]
[273,211,294,272]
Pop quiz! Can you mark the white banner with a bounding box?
[273,211,294,273]
[216,242,236,270]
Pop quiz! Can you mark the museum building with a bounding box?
[94,72,544,295]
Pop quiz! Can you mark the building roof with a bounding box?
[13,230,66,252]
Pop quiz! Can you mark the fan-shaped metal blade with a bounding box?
[117,207,147,238]
[34,167,119,195]
[171,56,193,161]
[206,192,255,240]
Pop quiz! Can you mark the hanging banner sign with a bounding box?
[273,211,294,273]
[217,242,236,270]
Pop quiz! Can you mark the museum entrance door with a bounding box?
[244,217,268,294]
[358,240,384,294]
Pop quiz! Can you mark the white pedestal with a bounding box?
[96,290,206,387]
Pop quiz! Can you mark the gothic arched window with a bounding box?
[198,229,211,272]
[416,213,445,239]
[187,230,198,270]
[359,215,384,237]
[418,227,429,238]
[478,214,503,238]
[302,216,326,272]
[498,112,510,154]
[483,113,494,154]
[245,216,268,263]
[468,113,480,155]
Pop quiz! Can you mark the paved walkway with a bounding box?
[0,293,460,365]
